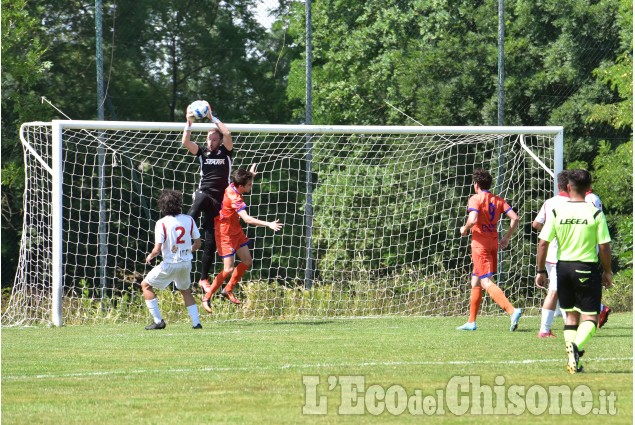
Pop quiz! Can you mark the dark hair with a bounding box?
[158,190,183,216]
[557,170,570,190]
[232,168,254,187]
[473,168,493,190]
[567,169,592,194]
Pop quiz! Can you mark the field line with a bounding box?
[3,357,631,382]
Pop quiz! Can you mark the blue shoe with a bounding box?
[510,308,522,332]
[456,322,477,331]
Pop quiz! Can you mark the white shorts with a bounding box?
[546,262,558,292]
[145,261,192,290]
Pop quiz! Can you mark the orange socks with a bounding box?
[486,284,514,315]
[469,286,483,322]
[210,270,230,294]
[225,263,250,292]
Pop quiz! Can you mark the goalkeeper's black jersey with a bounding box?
[196,144,233,200]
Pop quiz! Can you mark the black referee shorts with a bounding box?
[556,261,602,315]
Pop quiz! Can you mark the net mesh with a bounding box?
[2,123,558,325]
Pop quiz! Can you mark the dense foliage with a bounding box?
[2,0,632,298]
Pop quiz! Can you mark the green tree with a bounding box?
[1,0,294,288]
[1,0,53,286]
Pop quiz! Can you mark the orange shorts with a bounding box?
[471,243,498,279]
[215,228,250,258]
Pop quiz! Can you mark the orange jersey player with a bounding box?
[457,168,522,332]
[200,165,283,312]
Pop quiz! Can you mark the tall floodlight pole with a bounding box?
[497,0,505,284]
[304,0,314,289]
[96,0,107,302]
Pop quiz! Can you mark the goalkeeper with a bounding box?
[142,190,202,330]
[202,165,283,310]
[181,101,233,302]
[457,168,522,332]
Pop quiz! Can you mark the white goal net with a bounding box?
[3,121,562,326]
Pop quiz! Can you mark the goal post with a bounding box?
[3,120,563,327]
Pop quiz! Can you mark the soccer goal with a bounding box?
[3,121,562,326]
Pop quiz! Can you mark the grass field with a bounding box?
[2,313,632,424]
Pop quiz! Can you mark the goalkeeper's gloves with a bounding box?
[211,115,220,124]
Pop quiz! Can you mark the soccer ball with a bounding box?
[188,100,210,120]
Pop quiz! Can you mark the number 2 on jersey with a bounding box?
[175,226,186,244]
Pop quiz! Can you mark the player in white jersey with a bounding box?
[142,190,203,330]
[533,172,610,337]
[532,171,570,337]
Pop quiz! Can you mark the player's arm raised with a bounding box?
[182,107,199,155]
[237,210,283,232]
[213,114,233,151]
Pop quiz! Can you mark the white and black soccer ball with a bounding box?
[188,100,210,120]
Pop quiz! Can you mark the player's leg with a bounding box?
[199,196,220,279]
[539,262,559,337]
[598,303,611,328]
[199,228,216,283]
[223,244,253,304]
[571,263,602,355]
[475,245,519,328]
[142,264,169,330]
[187,189,207,224]
[210,255,235,297]
[175,265,202,328]
[557,261,585,373]
[481,275,522,331]
[457,275,482,331]
[201,223,232,313]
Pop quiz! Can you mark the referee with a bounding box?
[535,169,613,374]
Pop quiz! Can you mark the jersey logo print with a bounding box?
[204,159,226,165]
[560,218,589,225]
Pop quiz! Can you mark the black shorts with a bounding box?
[556,261,602,315]
[188,189,221,231]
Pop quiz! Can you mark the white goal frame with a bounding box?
[10,120,562,327]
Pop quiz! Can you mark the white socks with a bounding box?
[145,298,163,323]
[540,309,555,333]
[187,304,200,326]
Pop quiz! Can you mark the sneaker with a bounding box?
[598,305,611,329]
[199,279,212,297]
[510,308,522,332]
[201,298,213,313]
[221,288,242,305]
[192,323,203,329]
[538,330,556,338]
[566,341,583,374]
[199,279,213,313]
[145,320,166,330]
[456,322,477,331]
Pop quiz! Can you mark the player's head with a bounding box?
[557,170,570,191]
[206,129,223,151]
[158,189,183,216]
[567,169,592,196]
[472,168,492,190]
[233,168,255,193]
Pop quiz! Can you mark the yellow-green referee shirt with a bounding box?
[539,201,611,263]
